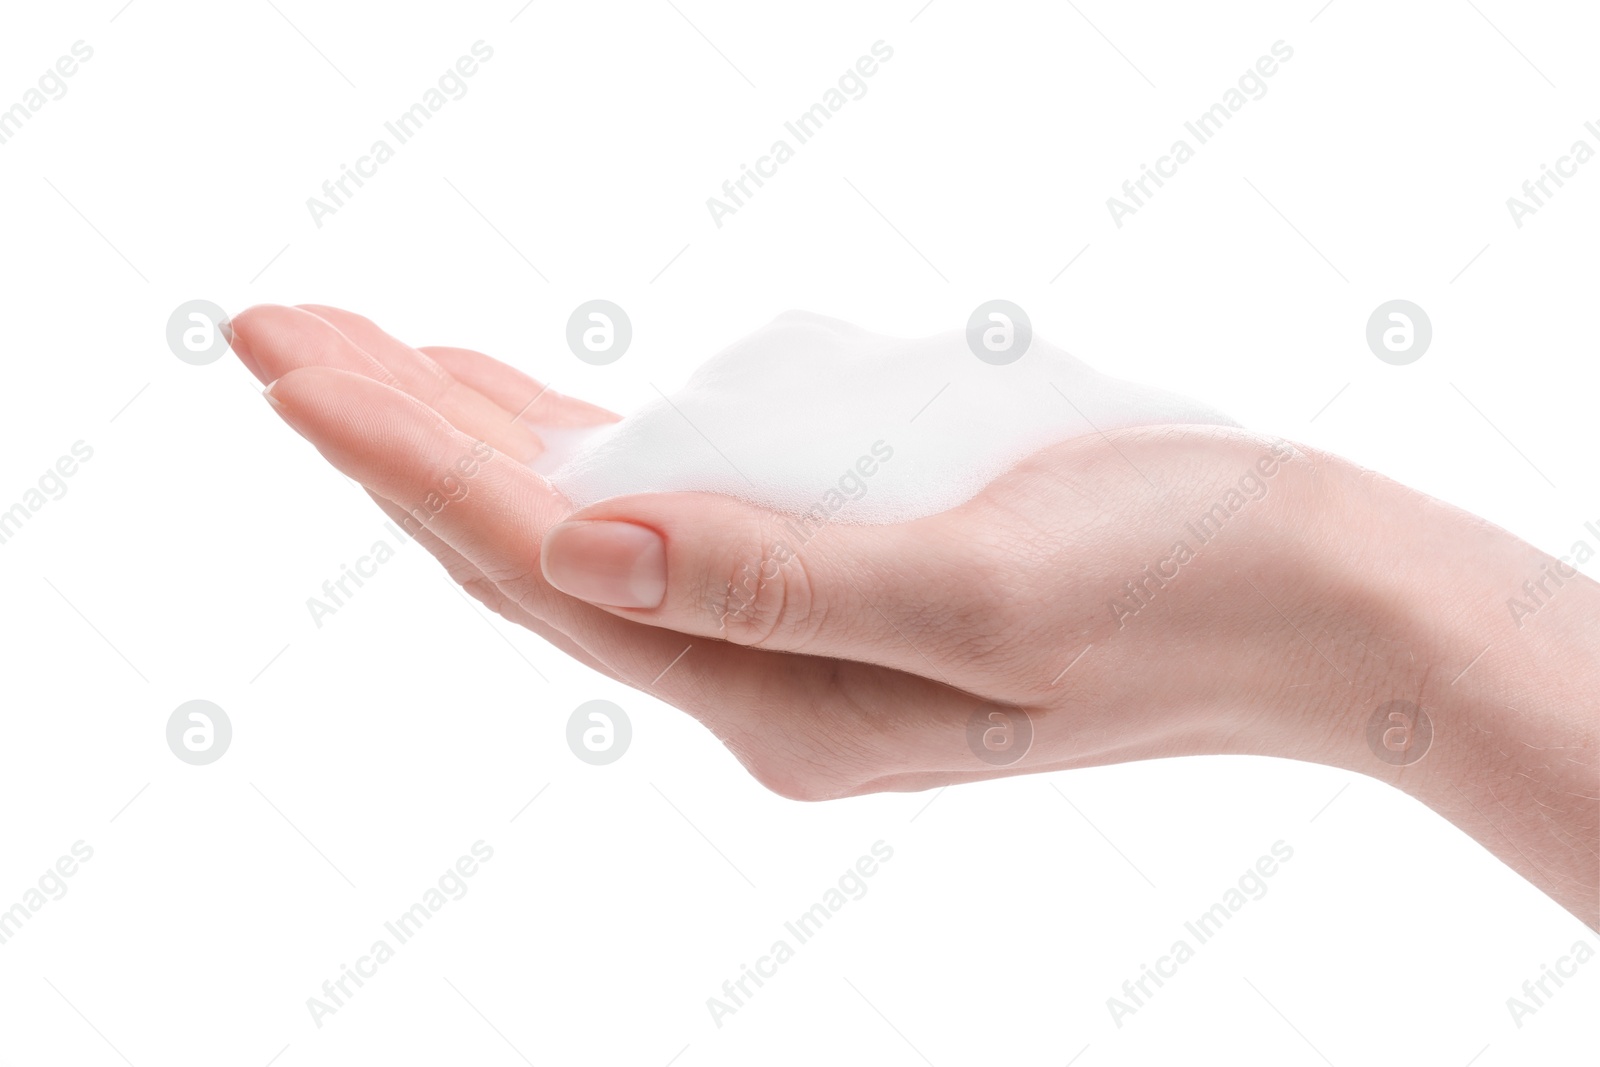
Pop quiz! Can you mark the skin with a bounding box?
[228,303,1599,928]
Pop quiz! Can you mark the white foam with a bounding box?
[534,310,1236,523]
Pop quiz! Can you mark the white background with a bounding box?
[1,1,1596,1064]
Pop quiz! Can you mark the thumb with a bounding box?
[539,492,1002,675]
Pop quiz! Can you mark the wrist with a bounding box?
[1269,450,1599,924]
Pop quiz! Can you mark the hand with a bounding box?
[229,303,1600,928]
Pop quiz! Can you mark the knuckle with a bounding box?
[702,533,820,649]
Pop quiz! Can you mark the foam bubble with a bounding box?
[534,311,1236,524]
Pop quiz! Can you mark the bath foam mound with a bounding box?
[534,310,1237,524]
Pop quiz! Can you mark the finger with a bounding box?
[538,491,1013,684]
[261,364,750,691]
[262,365,989,797]
[419,345,620,428]
[231,303,394,386]
[295,304,551,464]
[230,304,544,463]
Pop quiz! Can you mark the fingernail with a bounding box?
[263,378,283,409]
[219,316,234,347]
[542,520,666,609]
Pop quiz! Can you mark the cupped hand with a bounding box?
[227,303,1357,800]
